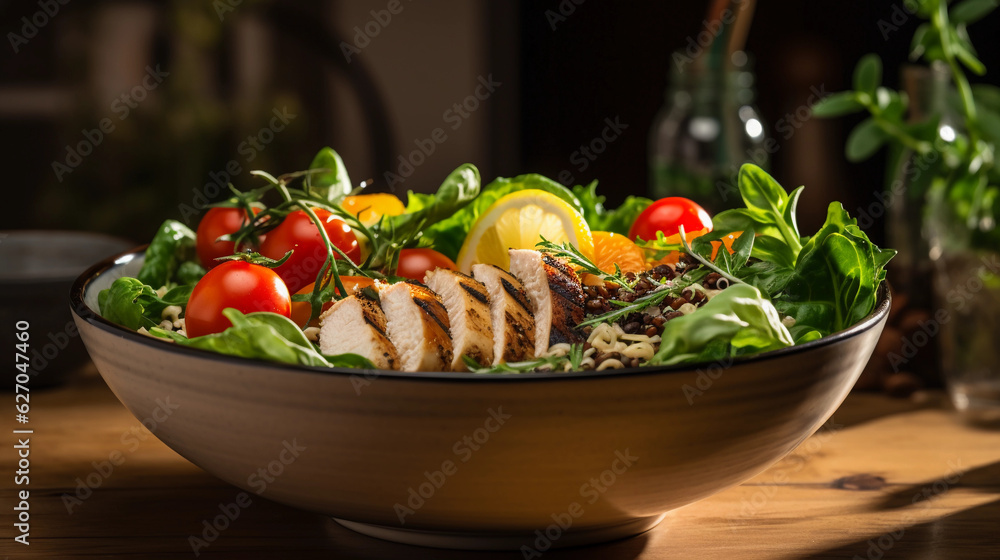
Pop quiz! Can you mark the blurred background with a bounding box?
[2,0,999,245]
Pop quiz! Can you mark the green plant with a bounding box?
[812,0,1000,250]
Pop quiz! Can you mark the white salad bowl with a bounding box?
[71,248,890,550]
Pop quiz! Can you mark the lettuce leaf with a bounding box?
[571,181,652,235]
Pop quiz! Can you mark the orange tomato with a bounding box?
[341,193,405,226]
[290,275,375,327]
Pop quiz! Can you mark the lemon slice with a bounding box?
[456,189,594,272]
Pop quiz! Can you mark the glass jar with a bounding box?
[648,52,769,213]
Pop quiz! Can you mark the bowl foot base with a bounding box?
[333,514,665,550]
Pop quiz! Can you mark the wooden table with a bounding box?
[4,365,1000,559]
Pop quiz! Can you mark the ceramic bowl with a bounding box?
[1,230,133,387]
[71,248,890,550]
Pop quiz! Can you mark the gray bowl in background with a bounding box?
[1,230,134,388]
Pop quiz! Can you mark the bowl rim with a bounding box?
[70,246,892,383]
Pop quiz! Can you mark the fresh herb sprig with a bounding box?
[462,344,585,374]
[535,238,635,292]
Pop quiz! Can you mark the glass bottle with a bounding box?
[648,52,769,213]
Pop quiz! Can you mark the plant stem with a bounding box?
[933,0,980,149]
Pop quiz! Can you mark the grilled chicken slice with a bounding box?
[318,294,399,370]
[508,249,586,356]
[378,281,454,372]
[471,264,535,364]
[424,269,494,371]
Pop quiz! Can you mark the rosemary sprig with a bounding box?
[577,284,672,328]
[535,238,635,292]
[677,225,743,287]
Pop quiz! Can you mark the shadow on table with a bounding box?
[803,460,1000,560]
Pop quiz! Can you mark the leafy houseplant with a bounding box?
[813,0,1000,419]
[812,0,999,252]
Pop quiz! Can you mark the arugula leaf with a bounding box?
[152,309,375,369]
[305,147,352,202]
[137,220,200,288]
[648,284,794,366]
[420,173,582,260]
[98,277,192,331]
[571,181,652,235]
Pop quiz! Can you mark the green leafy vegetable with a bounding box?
[571,181,652,235]
[375,164,482,265]
[152,309,375,369]
[137,220,202,288]
[420,173,582,260]
[305,147,353,202]
[648,284,794,366]
[98,277,192,331]
[711,166,804,269]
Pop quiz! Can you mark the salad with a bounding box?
[98,147,894,373]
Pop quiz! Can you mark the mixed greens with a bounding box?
[97,147,893,372]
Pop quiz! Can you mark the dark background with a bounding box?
[2,0,998,246]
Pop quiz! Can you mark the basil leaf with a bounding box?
[137,220,198,288]
[307,147,352,202]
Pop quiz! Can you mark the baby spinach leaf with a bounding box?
[306,147,352,202]
[98,277,192,331]
[648,284,794,366]
[137,220,199,288]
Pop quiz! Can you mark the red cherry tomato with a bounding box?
[259,209,361,293]
[196,207,261,269]
[396,248,456,282]
[628,197,713,242]
[185,261,291,337]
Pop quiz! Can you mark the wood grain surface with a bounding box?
[3,365,999,559]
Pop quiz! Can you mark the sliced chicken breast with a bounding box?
[508,249,586,356]
[318,294,399,370]
[425,269,494,370]
[378,281,454,372]
[471,264,535,364]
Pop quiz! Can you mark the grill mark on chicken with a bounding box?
[414,296,450,334]
[501,277,533,313]
[460,281,490,305]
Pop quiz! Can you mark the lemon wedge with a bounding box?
[456,189,593,272]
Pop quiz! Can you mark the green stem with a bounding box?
[678,225,744,286]
[933,1,980,149]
